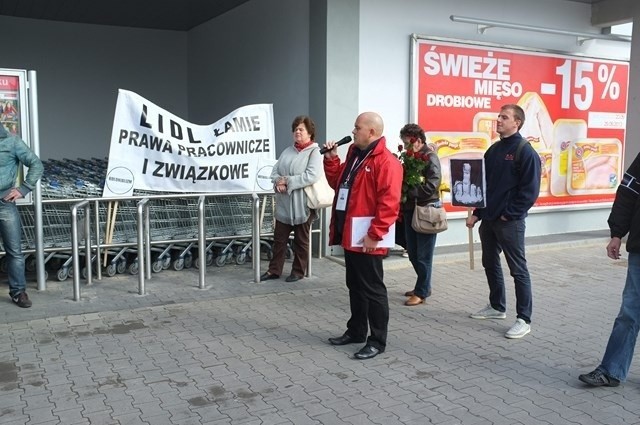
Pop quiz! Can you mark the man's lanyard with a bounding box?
[336,150,373,211]
[342,150,373,188]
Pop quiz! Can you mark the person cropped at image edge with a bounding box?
[0,124,44,308]
[579,151,640,388]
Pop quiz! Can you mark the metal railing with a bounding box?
[60,193,326,300]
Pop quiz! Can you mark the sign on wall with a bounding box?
[0,69,33,205]
[103,90,276,197]
[0,71,27,139]
[411,36,630,212]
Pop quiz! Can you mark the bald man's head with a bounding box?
[352,112,384,149]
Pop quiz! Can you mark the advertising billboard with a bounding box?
[411,37,629,212]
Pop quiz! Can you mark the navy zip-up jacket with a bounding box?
[473,132,541,221]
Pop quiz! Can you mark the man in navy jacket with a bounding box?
[466,104,541,339]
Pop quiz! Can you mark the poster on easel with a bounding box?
[411,36,630,215]
[0,69,32,204]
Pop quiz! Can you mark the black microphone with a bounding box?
[320,136,352,154]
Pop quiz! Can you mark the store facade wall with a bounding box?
[354,0,633,245]
[187,0,311,155]
[0,16,188,160]
[1,0,637,248]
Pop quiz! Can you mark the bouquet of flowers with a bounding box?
[396,144,429,203]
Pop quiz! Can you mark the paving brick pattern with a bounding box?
[0,238,638,424]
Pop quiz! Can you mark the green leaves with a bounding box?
[398,149,429,203]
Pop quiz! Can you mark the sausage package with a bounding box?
[550,119,587,197]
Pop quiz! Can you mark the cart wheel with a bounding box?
[184,255,193,269]
[68,267,74,278]
[172,258,184,271]
[129,262,139,275]
[26,258,37,272]
[285,247,293,259]
[82,268,89,280]
[44,271,49,281]
[105,264,117,277]
[116,259,127,274]
[152,260,163,273]
[206,252,214,266]
[215,255,226,267]
[162,256,171,269]
[236,253,247,265]
[266,248,274,261]
[57,268,69,281]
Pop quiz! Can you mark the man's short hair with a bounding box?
[501,104,525,130]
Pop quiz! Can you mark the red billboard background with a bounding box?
[413,38,629,212]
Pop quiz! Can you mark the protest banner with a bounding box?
[103,90,276,197]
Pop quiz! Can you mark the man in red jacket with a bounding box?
[323,112,403,360]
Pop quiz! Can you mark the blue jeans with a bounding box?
[598,252,640,382]
[403,210,437,298]
[479,219,532,323]
[0,200,27,298]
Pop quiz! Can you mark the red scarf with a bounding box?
[294,140,314,152]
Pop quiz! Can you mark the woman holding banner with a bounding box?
[261,116,322,283]
[399,123,442,306]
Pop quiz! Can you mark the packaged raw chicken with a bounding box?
[567,138,622,195]
[473,112,499,142]
[517,92,554,151]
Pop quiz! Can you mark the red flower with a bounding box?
[398,148,430,203]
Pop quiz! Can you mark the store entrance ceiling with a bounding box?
[0,0,600,31]
[0,0,251,31]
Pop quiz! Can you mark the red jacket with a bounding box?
[324,137,403,255]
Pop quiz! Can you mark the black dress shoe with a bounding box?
[579,369,620,387]
[328,333,366,346]
[354,345,383,360]
[285,275,302,282]
[260,272,279,281]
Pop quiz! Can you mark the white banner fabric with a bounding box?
[102,89,276,197]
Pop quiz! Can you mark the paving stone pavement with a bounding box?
[1,233,639,425]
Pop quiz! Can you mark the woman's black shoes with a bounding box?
[260,273,303,282]
[285,275,302,282]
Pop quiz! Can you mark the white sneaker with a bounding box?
[505,318,531,339]
[470,304,506,319]
[401,250,409,258]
